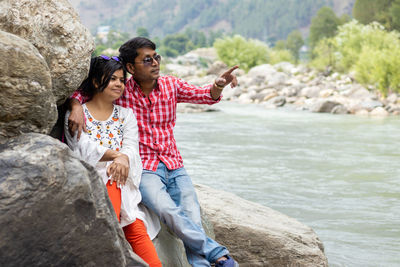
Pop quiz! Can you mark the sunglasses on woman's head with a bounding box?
[136,54,161,66]
[100,55,120,61]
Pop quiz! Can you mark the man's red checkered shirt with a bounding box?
[72,75,221,171]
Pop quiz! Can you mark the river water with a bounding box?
[174,101,400,267]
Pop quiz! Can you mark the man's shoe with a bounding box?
[215,255,239,267]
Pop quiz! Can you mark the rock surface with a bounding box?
[0,30,56,142]
[195,184,328,266]
[153,212,215,267]
[0,133,146,267]
[0,0,94,104]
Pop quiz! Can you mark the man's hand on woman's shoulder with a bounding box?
[68,98,86,140]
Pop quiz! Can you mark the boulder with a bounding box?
[273,61,296,74]
[0,0,94,104]
[331,104,349,114]
[311,100,341,113]
[247,64,276,82]
[266,72,289,88]
[370,107,389,117]
[187,47,218,62]
[165,64,197,78]
[207,60,228,76]
[280,85,302,97]
[385,103,400,113]
[267,96,286,107]
[186,74,217,87]
[177,103,219,113]
[195,184,328,266]
[0,133,146,267]
[300,86,321,98]
[0,30,57,143]
[354,109,369,116]
[360,100,384,111]
[385,93,398,104]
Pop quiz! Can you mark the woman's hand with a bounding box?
[106,153,129,187]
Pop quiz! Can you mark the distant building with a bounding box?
[299,45,309,61]
[97,26,110,43]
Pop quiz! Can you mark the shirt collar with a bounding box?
[126,76,161,93]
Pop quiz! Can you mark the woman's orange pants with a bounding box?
[106,181,162,267]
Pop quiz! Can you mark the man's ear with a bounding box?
[126,63,135,74]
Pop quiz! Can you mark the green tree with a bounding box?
[269,49,294,64]
[353,0,393,30]
[390,0,400,31]
[136,27,149,37]
[286,30,304,63]
[309,7,340,52]
[93,44,107,56]
[93,29,130,56]
[160,33,195,57]
[274,40,286,50]
[214,35,269,72]
[184,28,208,48]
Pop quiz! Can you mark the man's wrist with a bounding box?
[70,98,82,110]
[214,81,225,90]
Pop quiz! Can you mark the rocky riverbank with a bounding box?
[166,48,400,117]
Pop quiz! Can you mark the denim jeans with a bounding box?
[140,162,229,266]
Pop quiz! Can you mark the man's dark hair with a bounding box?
[119,37,156,67]
[78,56,126,99]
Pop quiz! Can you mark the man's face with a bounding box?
[129,47,160,82]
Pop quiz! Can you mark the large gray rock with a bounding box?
[311,100,341,113]
[195,184,328,267]
[0,30,56,143]
[0,0,94,104]
[153,213,215,267]
[0,133,146,267]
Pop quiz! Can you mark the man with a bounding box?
[68,37,239,267]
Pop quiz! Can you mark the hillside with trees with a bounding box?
[69,0,355,42]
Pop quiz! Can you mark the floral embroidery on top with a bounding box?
[83,104,125,151]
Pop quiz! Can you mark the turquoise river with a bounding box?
[175,101,400,267]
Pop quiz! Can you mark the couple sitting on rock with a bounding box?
[65,37,239,267]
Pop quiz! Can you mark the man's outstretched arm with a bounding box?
[177,65,239,104]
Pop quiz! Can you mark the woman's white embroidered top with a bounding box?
[64,104,160,239]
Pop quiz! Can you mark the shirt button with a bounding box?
[154,141,157,144]
[150,109,153,112]
[152,125,154,128]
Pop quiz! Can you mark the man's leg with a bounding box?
[167,167,229,265]
[139,163,229,266]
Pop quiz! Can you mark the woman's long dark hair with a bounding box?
[79,56,127,99]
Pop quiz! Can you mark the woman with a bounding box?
[64,55,161,266]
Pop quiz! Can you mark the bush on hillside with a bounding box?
[355,46,400,94]
[214,35,269,72]
[269,49,294,65]
[311,20,400,94]
[309,38,338,71]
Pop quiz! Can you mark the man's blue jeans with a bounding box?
[139,162,229,266]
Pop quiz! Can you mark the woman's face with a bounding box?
[101,69,125,101]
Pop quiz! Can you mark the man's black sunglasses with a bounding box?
[135,54,161,66]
